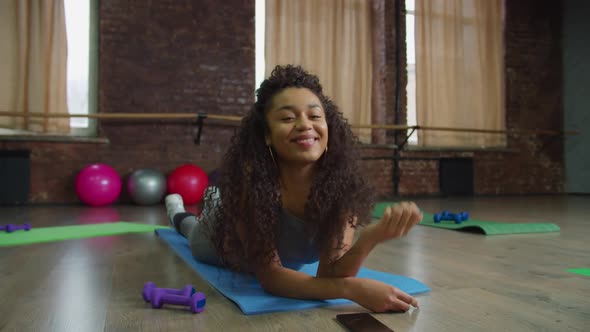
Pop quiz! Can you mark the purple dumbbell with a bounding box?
[0,225,5,231]
[5,223,32,233]
[142,281,195,303]
[150,288,206,313]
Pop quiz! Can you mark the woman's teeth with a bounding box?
[295,138,315,144]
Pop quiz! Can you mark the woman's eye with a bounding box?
[281,117,295,121]
[310,115,322,119]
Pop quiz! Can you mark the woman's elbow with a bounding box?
[257,275,273,293]
[255,267,280,293]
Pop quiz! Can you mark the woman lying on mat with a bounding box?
[165,65,423,313]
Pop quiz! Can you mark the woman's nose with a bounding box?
[296,117,312,130]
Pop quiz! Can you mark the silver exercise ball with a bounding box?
[126,168,166,205]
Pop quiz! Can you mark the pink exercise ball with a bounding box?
[75,163,122,206]
[167,164,209,205]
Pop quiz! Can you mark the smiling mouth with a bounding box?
[291,137,319,147]
[292,137,318,143]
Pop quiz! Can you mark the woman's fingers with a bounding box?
[398,202,414,236]
[379,202,422,240]
[396,290,419,308]
[389,202,414,237]
[386,290,418,312]
[381,206,392,225]
[388,298,411,312]
[403,202,422,235]
[390,205,402,228]
[414,209,423,225]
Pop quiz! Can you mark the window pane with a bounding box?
[406,1,417,144]
[64,0,89,128]
[406,11,416,65]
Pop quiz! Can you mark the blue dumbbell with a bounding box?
[434,210,449,223]
[434,211,469,224]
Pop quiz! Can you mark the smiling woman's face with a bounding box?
[265,88,329,165]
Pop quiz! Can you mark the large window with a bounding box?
[0,0,97,137]
[406,0,505,148]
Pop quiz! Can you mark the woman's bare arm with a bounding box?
[316,221,380,278]
[236,218,417,312]
[256,261,417,312]
[317,202,423,278]
[256,263,353,299]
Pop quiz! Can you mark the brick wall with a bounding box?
[0,0,565,203]
[1,0,254,203]
[97,0,254,179]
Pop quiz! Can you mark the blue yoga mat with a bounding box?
[156,229,430,315]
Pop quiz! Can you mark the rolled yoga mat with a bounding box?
[0,222,168,247]
[372,202,560,235]
[155,228,430,315]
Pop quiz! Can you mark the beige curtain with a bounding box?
[265,0,373,142]
[0,0,69,134]
[415,0,505,147]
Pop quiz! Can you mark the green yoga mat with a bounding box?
[0,222,168,247]
[567,268,590,277]
[372,202,560,235]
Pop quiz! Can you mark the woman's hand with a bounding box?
[349,278,418,312]
[370,202,422,244]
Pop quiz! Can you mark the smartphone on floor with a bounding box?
[336,313,394,332]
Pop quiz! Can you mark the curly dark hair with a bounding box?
[204,64,375,273]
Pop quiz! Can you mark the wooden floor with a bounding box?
[0,195,588,331]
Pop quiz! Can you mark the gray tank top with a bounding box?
[276,208,320,270]
[194,187,320,270]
